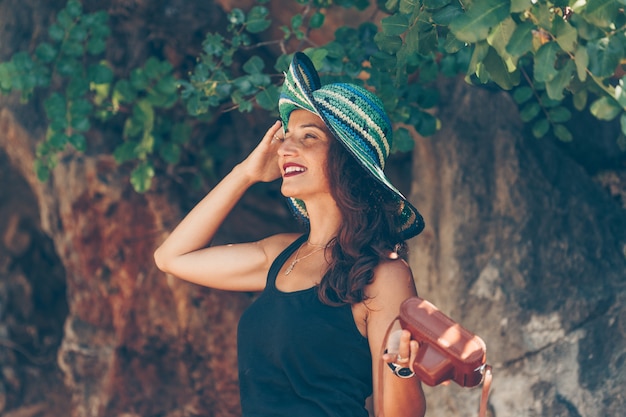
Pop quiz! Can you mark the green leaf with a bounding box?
[574,45,589,82]
[56,57,80,76]
[423,0,451,9]
[532,118,550,138]
[65,0,83,18]
[510,0,531,13]
[68,25,87,42]
[414,111,439,136]
[69,133,87,151]
[553,18,577,53]
[385,0,400,12]
[590,96,621,120]
[482,46,519,90]
[35,42,58,63]
[159,142,181,164]
[582,0,622,28]
[399,0,418,14]
[621,112,626,136]
[171,122,192,145]
[243,55,265,74]
[548,106,572,123]
[545,59,575,100]
[228,8,246,25]
[130,161,155,193]
[569,13,603,41]
[255,85,280,110]
[202,33,225,56]
[48,23,65,42]
[449,0,511,43]
[467,41,489,77]
[238,100,253,113]
[310,12,325,29]
[573,89,588,111]
[487,17,516,69]
[431,3,463,25]
[48,132,68,150]
[71,117,90,132]
[513,86,533,104]
[291,14,303,30]
[130,68,149,90]
[374,33,403,54]
[66,76,89,99]
[505,21,534,59]
[44,93,66,120]
[113,79,137,103]
[553,124,573,142]
[520,101,541,122]
[70,98,93,119]
[34,160,50,182]
[381,14,409,36]
[144,57,170,79]
[113,141,139,163]
[246,6,271,33]
[0,62,15,91]
[534,42,560,83]
[587,36,623,78]
[88,62,114,84]
[86,37,107,55]
[61,40,84,57]
[393,127,414,152]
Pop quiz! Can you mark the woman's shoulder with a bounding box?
[373,257,414,283]
[365,258,417,306]
[258,232,303,259]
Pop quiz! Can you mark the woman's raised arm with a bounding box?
[154,120,291,291]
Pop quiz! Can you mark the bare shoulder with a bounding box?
[257,232,302,260]
[365,258,417,312]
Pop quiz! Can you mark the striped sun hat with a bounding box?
[278,52,425,239]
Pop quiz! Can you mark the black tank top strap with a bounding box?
[266,234,308,287]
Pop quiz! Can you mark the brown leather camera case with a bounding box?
[398,297,487,387]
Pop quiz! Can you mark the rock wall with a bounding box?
[410,78,626,417]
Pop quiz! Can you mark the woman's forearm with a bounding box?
[153,163,255,272]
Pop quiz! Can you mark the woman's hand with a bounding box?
[238,120,283,183]
[382,329,420,373]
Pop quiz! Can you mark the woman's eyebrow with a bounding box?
[285,123,326,133]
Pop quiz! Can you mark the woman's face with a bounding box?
[278,109,333,200]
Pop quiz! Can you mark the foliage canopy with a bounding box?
[1,0,624,192]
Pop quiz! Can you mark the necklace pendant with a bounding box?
[284,259,298,275]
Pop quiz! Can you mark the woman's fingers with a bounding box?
[384,329,416,366]
[263,120,282,144]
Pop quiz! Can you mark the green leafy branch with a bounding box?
[1,0,625,194]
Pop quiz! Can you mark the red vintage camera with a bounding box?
[398,297,489,388]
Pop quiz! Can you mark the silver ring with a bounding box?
[396,354,409,364]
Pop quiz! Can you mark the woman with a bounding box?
[154,52,426,417]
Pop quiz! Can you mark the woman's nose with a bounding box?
[277,136,297,156]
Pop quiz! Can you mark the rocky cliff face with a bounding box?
[1,2,625,417]
[410,78,626,417]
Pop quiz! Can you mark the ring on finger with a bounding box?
[395,354,409,364]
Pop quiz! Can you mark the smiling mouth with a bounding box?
[284,165,307,177]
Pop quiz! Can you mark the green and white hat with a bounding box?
[278,52,425,239]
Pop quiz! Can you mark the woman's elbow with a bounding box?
[153,246,170,273]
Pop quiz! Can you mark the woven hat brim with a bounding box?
[280,52,425,239]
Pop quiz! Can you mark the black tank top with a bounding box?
[237,235,372,417]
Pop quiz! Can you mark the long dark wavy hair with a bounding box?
[316,138,407,306]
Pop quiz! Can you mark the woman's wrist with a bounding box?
[230,162,259,188]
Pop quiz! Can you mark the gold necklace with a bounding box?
[284,245,325,275]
